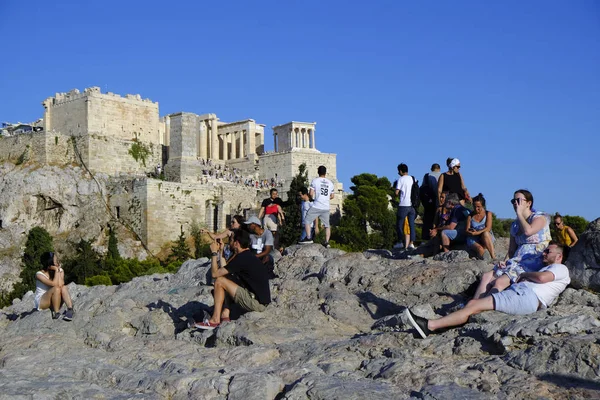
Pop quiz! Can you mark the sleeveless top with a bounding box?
[556,225,572,246]
[441,172,465,200]
[470,213,487,231]
[34,271,51,309]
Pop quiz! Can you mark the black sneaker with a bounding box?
[298,238,313,244]
[404,308,430,339]
[62,309,74,321]
[323,242,331,248]
[51,311,62,320]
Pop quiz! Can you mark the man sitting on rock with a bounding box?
[244,216,275,272]
[195,229,272,329]
[404,242,570,338]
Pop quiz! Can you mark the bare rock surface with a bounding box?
[1,242,599,399]
[0,163,148,290]
[567,217,600,291]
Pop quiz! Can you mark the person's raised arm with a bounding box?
[258,206,266,220]
[516,209,547,237]
[210,241,229,278]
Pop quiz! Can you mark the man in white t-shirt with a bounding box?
[299,166,334,247]
[394,163,416,250]
[405,242,571,338]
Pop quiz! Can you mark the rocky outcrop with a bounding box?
[566,218,600,291]
[1,244,598,399]
[0,162,148,291]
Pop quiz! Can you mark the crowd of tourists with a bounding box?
[33,159,579,340]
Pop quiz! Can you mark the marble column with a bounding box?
[310,129,315,149]
[210,118,219,160]
[223,134,229,161]
[199,120,207,159]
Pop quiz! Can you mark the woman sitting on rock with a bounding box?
[465,193,496,260]
[437,158,470,206]
[473,189,551,299]
[35,251,75,321]
[553,213,578,247]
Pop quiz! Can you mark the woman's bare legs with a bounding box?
[480,232,496,259]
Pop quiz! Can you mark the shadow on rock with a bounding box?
[357,292,403,319]
[538,373,600,392]
[5,308,37,321]
[147,299,211,334]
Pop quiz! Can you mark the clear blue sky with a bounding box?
[1,1,599,221]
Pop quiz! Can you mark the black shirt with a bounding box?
[225,250,272,305]
[261,197,284,209]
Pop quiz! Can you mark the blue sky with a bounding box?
[1,1,599,221]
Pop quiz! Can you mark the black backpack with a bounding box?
[410,176,420,209]
[419,173,435,206]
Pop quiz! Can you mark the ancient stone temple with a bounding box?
[0,87,343,252]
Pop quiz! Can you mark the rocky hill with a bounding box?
[0,163,148,291]
[1,229,599,399]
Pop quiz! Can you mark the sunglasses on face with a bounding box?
[510,198,526,205]
[454,166,461,169]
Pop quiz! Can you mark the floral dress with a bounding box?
[493,211,551,283]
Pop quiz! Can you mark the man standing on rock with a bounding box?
[299,165,334,247]
[258,188,285,251]
[405,242,570,338]
[195,229,271,329]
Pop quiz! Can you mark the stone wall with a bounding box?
[0,131,79,166]
[86,91,160,144]
[139,179,259,252]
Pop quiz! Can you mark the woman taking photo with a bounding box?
[473,189,551,299]
[437,158,470,206]
[35,251,74,321]
[466,193,496,260]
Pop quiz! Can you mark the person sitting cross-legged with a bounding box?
[194,229,272,330]
[404,242,570,338]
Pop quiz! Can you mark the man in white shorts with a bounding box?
[299,165,334,247]
[405,242,570,338]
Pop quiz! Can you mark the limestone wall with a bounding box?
[0,132,78,165]
[45,94,88,136]
[141,179,259,252]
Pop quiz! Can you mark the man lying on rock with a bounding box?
[195,229,272,330]
[405,242,570,339]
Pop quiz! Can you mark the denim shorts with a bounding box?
[442,229,465,243]
[492,283,539,315]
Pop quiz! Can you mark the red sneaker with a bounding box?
[194,320,220,330]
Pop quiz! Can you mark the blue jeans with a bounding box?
[396,206,416,243]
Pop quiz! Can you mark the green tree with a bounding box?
[85,274,112,286]
[280,163,310,247]
[64,239,102,284]
[561,215,589,236]
[3,227,54,306]
[333,173,397,251]
[491,213,510,237]
[169,227,191,262]
[190,221,204,259]
[107,227,121,261]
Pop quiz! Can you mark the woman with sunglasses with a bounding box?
[437,157,471,206]
[201,215,246,260]
[472,189,551,299]
[35,251,75,320]
[553,213,578,247]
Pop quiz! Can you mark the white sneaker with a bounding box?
[407,244,416,250]
[393,243,404,249]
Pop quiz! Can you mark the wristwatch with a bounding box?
[211,252,219,257]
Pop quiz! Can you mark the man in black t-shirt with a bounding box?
[194,229,272,330]
[258,188,285,250]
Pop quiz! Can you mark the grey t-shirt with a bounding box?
[250,229,274,254]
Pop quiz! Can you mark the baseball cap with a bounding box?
[244,216,262,226]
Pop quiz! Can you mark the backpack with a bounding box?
[410,176,420,209]
[419,173,435,206]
